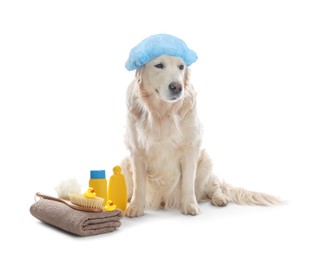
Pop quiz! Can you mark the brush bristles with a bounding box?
[68,193,104,209]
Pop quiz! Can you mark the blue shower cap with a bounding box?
[125,34,198,71]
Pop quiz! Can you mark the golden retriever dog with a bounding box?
[121,55,281,217]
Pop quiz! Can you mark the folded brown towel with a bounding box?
[30,199,123,236]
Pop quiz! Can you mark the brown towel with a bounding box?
[30,199,123,236]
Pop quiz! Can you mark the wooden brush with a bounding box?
[35,192,103,212]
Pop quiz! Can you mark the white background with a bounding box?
[1,0,321,259]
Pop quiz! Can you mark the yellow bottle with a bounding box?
[89,170,107,206]
[107,166,128,212]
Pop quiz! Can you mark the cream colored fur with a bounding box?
[121,55,281,217]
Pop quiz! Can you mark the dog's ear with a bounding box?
[135,68,141,82]
[127,67,144,112]
[135,66,145,86]
[184,67,191,89]
[180,67,196,116]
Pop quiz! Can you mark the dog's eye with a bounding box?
[155,63,164,69]
[179,64,185,70]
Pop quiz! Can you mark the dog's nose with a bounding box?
[168,82,183,94]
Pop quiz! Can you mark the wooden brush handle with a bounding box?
[35,192,78,209]
[35,192,101,212]
[36,192,68,203]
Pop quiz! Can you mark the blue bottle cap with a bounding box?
[90,170,106,179]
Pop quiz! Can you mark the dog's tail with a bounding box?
[220,181,282,206]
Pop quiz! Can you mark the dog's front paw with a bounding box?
[125,203,144,218]
[181,202,200,216]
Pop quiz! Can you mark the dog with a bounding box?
[121,54,281,217]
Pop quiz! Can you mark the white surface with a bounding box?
[1,1,321,259]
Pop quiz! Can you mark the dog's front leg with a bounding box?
[124,154,146,217]
[180,150,200,215]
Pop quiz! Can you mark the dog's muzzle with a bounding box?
[168,82,183,100]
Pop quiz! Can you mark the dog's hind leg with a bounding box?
[206,176,230,207]
[195,150,230,206]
